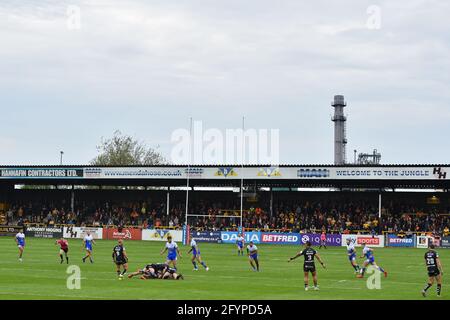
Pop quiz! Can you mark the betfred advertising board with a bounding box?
[341,234,385,247]
[386,235,415,247]
[63,227,103,239]
[103,227,142,240]
[220,231,261,244]
[386,234,416,247]
[142,229,183,242]
[261,233,301,245]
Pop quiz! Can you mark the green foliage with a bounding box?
[91,130,166,166]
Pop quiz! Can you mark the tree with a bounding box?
[91,130,166,166]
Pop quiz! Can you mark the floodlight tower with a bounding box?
[332,95,347,165]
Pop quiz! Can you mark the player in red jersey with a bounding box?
[55,237,69,264]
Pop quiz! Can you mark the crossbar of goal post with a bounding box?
[186,214,241,218]
[184,212,242,245]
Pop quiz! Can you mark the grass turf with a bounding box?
[0,237,448,300]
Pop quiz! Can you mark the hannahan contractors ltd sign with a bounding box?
[0,168,83,178]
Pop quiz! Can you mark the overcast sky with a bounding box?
[0,0,449,166]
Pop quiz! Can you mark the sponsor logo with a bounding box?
[301,233,342,246]
[185,168,204,177]
[216,167,237,177]
[0,168,83,178]
[261,234,298,243]
[25,226,63,238]
[418,236,429,245]
[221,232,260,243]
[215,167,238,177]
[84,168,102,178]
[64,227,103,239]
[191,231,221,243]
[301,235,310,243]
[388,238,413,244]
[183,225,188,245]
[103,169,182,177]
[357,237,380,245]
[440,237,450,248]
[112,229,132,239]
[0,225,24,236]
[257,167,281,177]
[148,229,174,240]
[433,167,447,179]
[26,227,63,233]
[142,229,182,242]
[297,168,330,178]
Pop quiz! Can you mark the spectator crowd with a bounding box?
[2,194,450,236]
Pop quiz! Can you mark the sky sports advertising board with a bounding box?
[0,166,448,180]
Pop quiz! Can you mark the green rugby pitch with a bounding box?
[0,237,448,300]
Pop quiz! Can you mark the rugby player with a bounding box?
[345,238,360,273]
[247,241,259,272]
[422,244,444,297]
[161,266,184,280]
[55,237,69,264]
[236,233,245,256]
[160,235,181,268]
[357,243,387,278]
[187,238,209,271]
[112,239,128,279]
[15,229,26,262]
[82,231,95,263]
[127,264,159,280]
[289,241,326,291]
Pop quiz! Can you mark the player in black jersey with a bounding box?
[161,266,184,280]
[127,264,157,279]
[422,244,444,297]
[289,241,326,291]
[127,263,169,280]
[112,239,128,279]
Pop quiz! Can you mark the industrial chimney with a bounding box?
[332,95,347,165]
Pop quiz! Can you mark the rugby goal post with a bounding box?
[182,117,246,245]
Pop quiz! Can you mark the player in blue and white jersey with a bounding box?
[236,233,245,256]
[82,232,95,263]
[247,241,259,272]
[345,238,360,273]
[357,243,387,278]
[187,238,209,271]
[15,229,26,262]
[160,235,181,268]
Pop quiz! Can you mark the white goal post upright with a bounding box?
[183,117,246,244]
[240,116,245,231]
[184,117,193,240]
